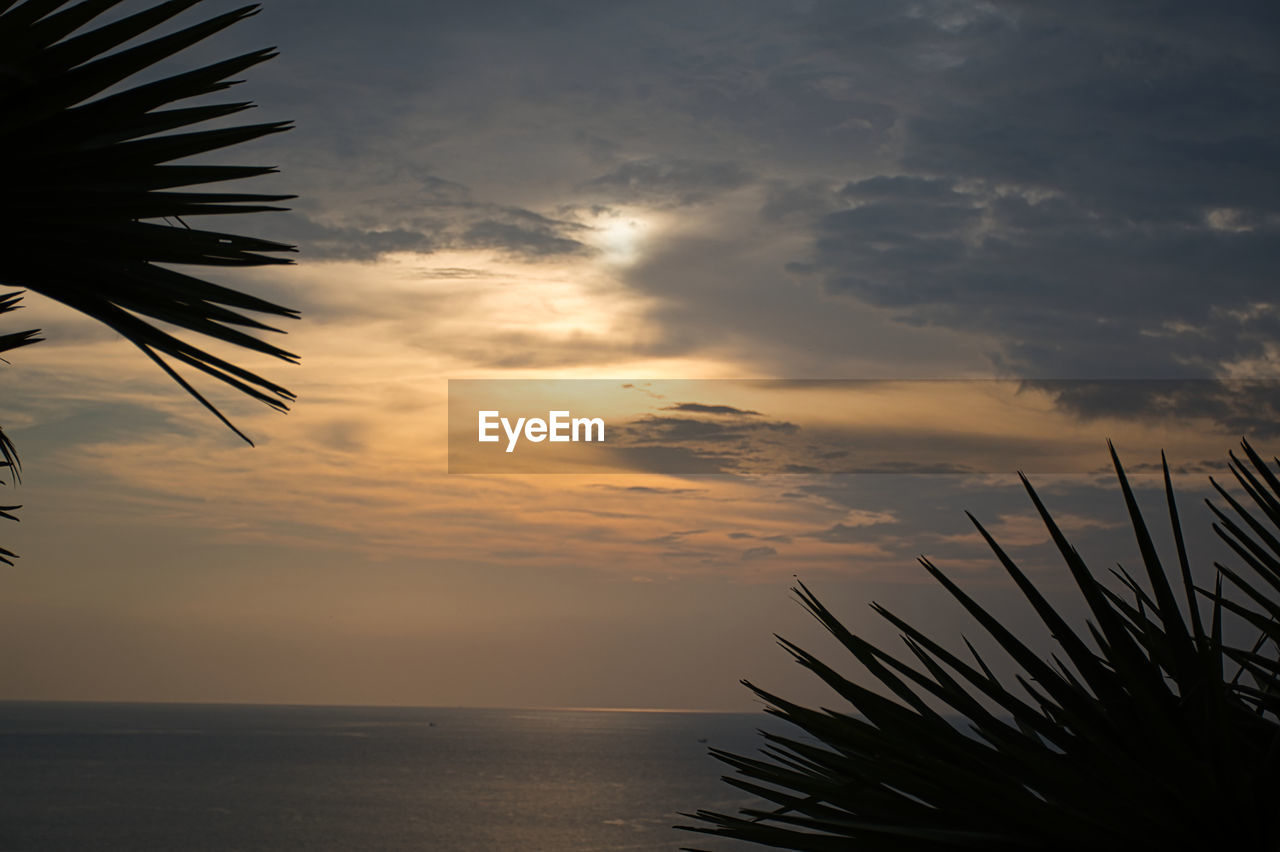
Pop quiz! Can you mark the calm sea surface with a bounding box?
[0,702,776,851]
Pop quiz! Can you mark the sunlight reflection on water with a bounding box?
[0,702,768,851]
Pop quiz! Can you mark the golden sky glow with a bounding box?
[2,0,1276,712]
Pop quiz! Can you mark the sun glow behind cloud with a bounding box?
[7,223,1256,575]
[584,208,655,266]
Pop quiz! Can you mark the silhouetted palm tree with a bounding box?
[682,440,1280,850]
[0,0,297,442]
[0,0,297,557]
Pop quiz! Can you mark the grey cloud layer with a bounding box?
[580,158,755,207]
[795,1,1280,379]
[221,0,1279,391]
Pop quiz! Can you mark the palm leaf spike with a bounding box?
[0,290,39,478]
[682,443,1280,850]
[0,0,298,446]
[0,289,35,564]
[1163,450,1207,647]
[1205,439,1280,697]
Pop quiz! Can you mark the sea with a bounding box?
[0,702,779,851]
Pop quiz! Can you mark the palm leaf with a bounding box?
[0,0,298,445]
[682,440,1280,850]
[0,290,34,563]
[0,0,295,564]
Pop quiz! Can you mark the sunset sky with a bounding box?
[2,0,1278,711]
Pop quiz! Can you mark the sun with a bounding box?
[588,212,652,265]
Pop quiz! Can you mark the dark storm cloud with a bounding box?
[793,1,1280,382]
[1028,379,1280,439]
[803,177,1280,379]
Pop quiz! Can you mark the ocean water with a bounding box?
[0,702,775,851]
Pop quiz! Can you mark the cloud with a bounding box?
[807,510,898,543]
[256,202,590,263]
[619,414,798,445]
[729,531,793,544]
[460,218,588,257]
[590,485,708,495]
[790,1,1280,383]
[643,529,707,546]
[581,158,755,206]
[662,403,762,416]
[604,445,739,475]
[227,0,1280,397]
[1026,379,1280,438]
[810,523,876,544]
[267,215,436,261]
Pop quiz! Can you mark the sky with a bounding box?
[2,0,1279,711]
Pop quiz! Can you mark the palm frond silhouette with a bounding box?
[0,290,39,564]
[0,0,297,560]
[682,440,1280,851]
[0,0,297,444]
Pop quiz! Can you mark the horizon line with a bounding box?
[0,697,756,714]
